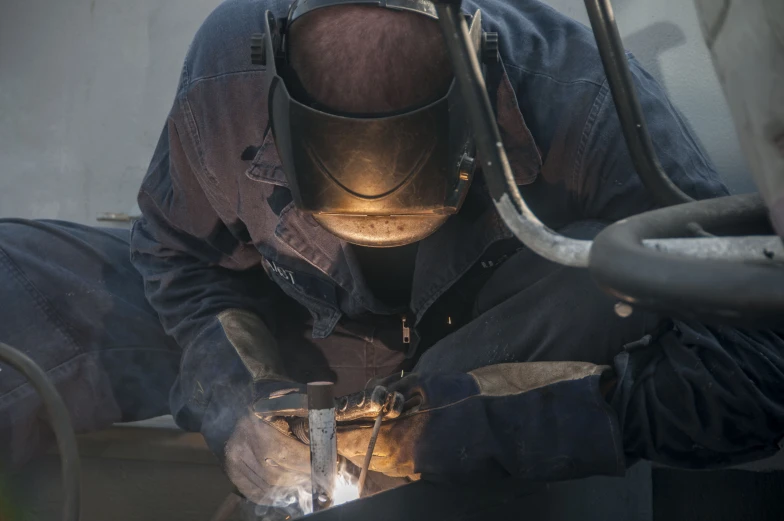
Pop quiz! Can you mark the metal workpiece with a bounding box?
[308,382,338,513]
[303,463,654,521]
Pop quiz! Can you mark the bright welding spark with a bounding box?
[256,466,359,519]
[332,469,360,506]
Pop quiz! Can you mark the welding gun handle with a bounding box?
[253,386,404,422]
[335,386,404,422]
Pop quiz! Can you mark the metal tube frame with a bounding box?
[432,0,784,324]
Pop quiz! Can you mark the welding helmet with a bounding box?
[253,0,495,246]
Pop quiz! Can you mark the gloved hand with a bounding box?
[335,362,625,482]
[171,310,312,507]
[207,381,314,506]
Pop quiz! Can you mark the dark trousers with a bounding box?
[0,218,657,468]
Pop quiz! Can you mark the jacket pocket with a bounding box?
[262,258,341,338]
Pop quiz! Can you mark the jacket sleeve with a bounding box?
[611,322,784,468]
[575,54,729,221]
[130,101,287,432]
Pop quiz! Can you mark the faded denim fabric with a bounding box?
[126,0,784,471]
[2,0,783,475]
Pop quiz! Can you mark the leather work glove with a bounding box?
[171,309,312,507]
[335,362,625,482]
[216,382,314,507]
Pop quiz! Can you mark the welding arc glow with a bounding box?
[254,465,358,520]
[332,469,360,505]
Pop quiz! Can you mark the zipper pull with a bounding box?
[401,315,411,344]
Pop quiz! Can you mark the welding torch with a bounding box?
[255,382,404,512]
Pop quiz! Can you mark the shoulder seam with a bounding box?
[503,62,604,88]
[571,78,610,198]
[185,68,267,89]
[178,59,191,95]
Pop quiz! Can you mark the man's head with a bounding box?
[288,5,453,114]
[262,1,481,247]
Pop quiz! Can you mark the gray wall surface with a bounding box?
[0,0,221,224]
[0,0,754,225]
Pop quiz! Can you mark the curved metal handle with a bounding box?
[433,2,592,268]
[589,193,784,325]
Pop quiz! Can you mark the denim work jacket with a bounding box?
[129,0,726,354]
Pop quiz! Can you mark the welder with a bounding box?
[1,0,784,508]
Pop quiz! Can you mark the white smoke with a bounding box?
[332,468,360,505]
[254,461,360,520]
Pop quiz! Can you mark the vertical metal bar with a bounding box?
[583,0,692,207]
[308,382,337,512]
[433,3,591,267]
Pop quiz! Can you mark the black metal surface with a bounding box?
[589,193,784,325]
[653,468,784,521]
[583,0,692,207]
[309,478,543,521]
[304,462,654,521]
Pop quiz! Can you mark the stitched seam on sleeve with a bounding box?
[0,245,81,353]
[503,62,604,87]
[571,79,610,201]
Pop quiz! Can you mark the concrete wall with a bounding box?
[0,0,754,224]
[0,0,221,224]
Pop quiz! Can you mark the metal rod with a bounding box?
[645,236,784,263]
[357,410,385,498]
[433,2,591,267]
[308,382,337,513]
[583,0,692,207]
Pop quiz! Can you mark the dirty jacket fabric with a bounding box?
[129,0,784,473]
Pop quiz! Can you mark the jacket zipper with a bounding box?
[401,315,411,345]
